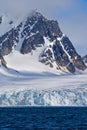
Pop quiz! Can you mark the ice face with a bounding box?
[0,86,87,106]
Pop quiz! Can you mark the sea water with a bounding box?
[0,107,87,129]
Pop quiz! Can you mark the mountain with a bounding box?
[0,10,87,107]
[0,11,86,73]
[83,55,87,64]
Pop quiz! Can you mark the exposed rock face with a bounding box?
[0,16,2,24]
[21,33,44,54]
[83,55,87,64]
[0,28,19,55]
[0,55,7,68]
[20,12,62,54]
[0,11,86,73]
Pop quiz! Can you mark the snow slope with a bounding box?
[4,38,63,73]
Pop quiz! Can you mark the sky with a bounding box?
[0,0,87,55]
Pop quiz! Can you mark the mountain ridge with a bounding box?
[0,11,86,73]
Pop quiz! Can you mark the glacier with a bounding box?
[0,67,87,106]
[0,87,87,106]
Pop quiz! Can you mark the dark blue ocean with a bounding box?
[0,107,87,129]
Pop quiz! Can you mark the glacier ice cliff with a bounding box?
[0,86,87,106]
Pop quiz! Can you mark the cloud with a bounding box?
[0,0,76,15]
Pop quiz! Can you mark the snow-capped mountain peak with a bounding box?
[0,11,86,73]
